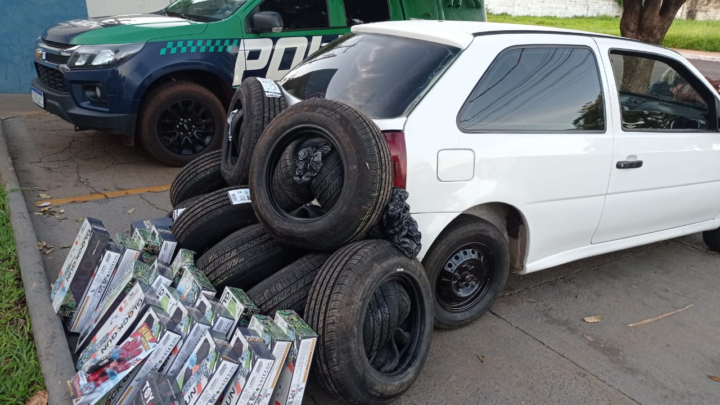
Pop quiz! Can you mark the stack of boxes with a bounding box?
[52,217,318,405]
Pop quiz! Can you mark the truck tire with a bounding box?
[422,214,510,330]
[305,240,432,404]
[171,186,258,255]
[246,252,330,317]
[221,78,286,186]
[196,224,303,290]
[139,81,225,167]
[702,228,720,252]
[250,99,393,251]
[170,150,227,207]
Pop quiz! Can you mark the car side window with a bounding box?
[343,0,390,26]
[258,0,329,31]
[609,52,711,131]
[458,47,605,132]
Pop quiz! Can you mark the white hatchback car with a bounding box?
[279,20,720,329]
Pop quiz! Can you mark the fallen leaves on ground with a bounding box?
[38,194,51,199]
[127,208,135,214]
[59,209,65,214]
[477,355,484,363]
[708,375,720,382]
[24,390,47,405]
[583,315,603,323]
[44,249,53,255]
[76,217,83,223]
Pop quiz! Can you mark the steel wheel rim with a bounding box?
[157,99,215,155]
[437,243,494,312]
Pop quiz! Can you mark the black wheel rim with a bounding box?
[437,243,494,312]
[157,99,216,156]
[224,109,244,167]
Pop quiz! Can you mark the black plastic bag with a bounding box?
[293,142,332,185]
[370,187,422,259]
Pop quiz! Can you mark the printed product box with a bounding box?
[101,310,181,405]
[220,287,259,333]
[68,241,122,333]
[76,288,160,371]
[131,372,185,405]
[151,224,178,264]
[51,218,110,318]
[175,331,218,405]
[196,295,234,339]
[175,266,216,307]
[165,307,212,377]
[151,285,192,374]
[69,323,157,405]
[194,335,240,405]
[132,228,160,257]
[170,249,195,287]
[149,260,175,292]
[130,218,174,236]
[221,328,275,405]
[248,315,292,405]
[270,310,318,405]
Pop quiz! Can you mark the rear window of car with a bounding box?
[280,33,461,119]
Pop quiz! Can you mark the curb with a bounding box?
[0,119,75,405]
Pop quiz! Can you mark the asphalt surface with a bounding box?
[2,58,720,405]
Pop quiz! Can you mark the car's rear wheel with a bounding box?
[139,81,225,167]
[702,228,720,252]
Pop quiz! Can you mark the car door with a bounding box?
[592,38,720,243]
[233,0,348,84]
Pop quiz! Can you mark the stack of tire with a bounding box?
[168,78,432,404]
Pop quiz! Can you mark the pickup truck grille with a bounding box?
[42,39,74,50]
[35,63,67,93]
[44,53,70,65]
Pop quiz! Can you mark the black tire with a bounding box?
[273,140,315,206]
[249,99,393,251]
[702,228,720,252]
[171,186,258,255]
[196,224,304,290]
[167,193,205,219]
[139,81,225,167]
[170,150,227,207]
[422,214,510,330]
[221,78,286,186]
[305,240,433,404]
[310,150,343,210]
[246,252,330,317]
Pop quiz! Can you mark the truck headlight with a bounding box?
[67,43,144,68]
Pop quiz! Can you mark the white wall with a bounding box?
[86,0,173,17]
[486,0,621,18]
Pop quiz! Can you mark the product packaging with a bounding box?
[130,218,173,236]
[248,315,292,405]
[174,331,219,405]
[270,310,318,405]
[68,241,123,333]
[219,287,259,332]
[193,335,240,405]
[170,249,195,286]
[165,307,212,377]
[151,224,178,264]
[196,295,234,339]
[175,266,216,307]
[149,260,175,292]
[131,372,184,405]
[51,218,110,319]
[221,328,275,405]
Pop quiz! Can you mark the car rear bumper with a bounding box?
[32,78,136,136]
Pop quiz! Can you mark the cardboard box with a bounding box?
[221,328,275,405]
[151,224,178,265]
[51,218,110,318]
[270,310,318,405]
[170,249,195,287]
[69,323,158,405]
[101,309,181,405]
[175,266,216,307]
[132,372,185,405]
[149,260,175,292]
[68,241,123,333]
[132,228,160,257]
[174,331,219,405]
[248,315,292,405]
[194,335,240,405]
[130,218,174,237]
[220,287,259,333]
[165,307,212,377]
[196,295,235,339]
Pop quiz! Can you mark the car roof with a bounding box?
[352,20,620,49]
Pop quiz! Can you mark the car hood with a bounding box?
[42,14,208,46]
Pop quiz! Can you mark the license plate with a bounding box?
[31,87,44,109]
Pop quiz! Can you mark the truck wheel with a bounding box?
[221,78,286,186]
[702,228,720,251]
[305,240,433,404]
[249,99,393,251]
[422,214,510,330]
[171,186,258,255]
[196,224,304,290]
[139,81,225,167]
[170,150,227,207]
[247,252,330,317]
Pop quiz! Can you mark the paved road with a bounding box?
[692,59,720,79]
[2,58,720,405]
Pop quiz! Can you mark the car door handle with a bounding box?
[616,160,643,169]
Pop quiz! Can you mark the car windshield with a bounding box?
[165,0,246,22]
[280,33,461,119]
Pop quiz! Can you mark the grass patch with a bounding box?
[487,13,720,52]
[0,186,44,405]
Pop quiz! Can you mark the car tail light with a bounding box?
[383,131,407,189]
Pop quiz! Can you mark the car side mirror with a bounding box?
[251,11,283,33]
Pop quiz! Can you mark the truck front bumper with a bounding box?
[32,78,137,136]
